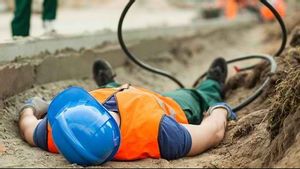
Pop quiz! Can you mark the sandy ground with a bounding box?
[1,1,300,167]
[0,0,300,168]
[0,19,271,167]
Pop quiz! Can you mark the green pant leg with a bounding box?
[195,79,223,107]
[11,0,32,36]
[163,79,222,124]
[163,89,203,124]
[42,0,57,21]
[102,82,121,88]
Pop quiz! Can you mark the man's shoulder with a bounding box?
[158,116,192,160]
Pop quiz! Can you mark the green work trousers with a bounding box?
[11,0,58,37]
[105,79,222,125]
[163,79,222,124]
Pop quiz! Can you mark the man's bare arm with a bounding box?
[183,108,228,156]
[19,108,41,146]
[18,97,49,146]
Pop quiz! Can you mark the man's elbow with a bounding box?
[23,128,36,147]
[215,129,225,143]
[19,120,27,140]
[19,121,36,146]
[214,124,226,145]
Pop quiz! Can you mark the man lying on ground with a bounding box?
[18,58,237,166]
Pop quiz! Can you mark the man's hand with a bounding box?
[19,97,49,119]
[207,103,237,121]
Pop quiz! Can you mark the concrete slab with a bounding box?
[0,63,35,100]
[35,38,171,84]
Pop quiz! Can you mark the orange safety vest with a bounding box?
[47,123,59,153]
[47,85,188,160]
[225,0,239,20]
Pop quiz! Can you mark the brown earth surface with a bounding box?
[0,13,300,168]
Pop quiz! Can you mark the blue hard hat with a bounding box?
[48,87,121,166]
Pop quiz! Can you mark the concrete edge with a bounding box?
[0,38,172,100]
[0,18,254,100]
[0,18,254,62]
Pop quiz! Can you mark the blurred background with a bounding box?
[0,0,299,43]
[0,0,195,42]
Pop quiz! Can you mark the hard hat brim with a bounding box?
[48,86,113,129]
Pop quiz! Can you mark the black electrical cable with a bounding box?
[227,55,277,111]
[192,0,286,111]
[260,0,287,57]
[118,0,286,112]
[191,54,277,112]
[118,0,185,88]
[207,0,287,73]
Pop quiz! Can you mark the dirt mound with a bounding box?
[219,25,300,168]
[262,29,300,167]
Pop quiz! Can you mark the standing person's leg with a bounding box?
[42,0,57,21]
[42,0,57,33]
[11,0,32,37]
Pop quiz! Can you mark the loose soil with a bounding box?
[1,15,300,167]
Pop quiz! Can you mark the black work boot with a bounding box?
[207,57,228,87]
[93,60,116,87]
